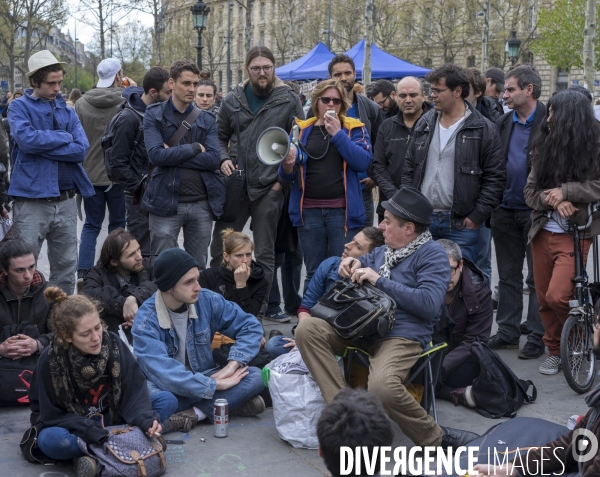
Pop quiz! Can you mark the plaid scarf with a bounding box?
[48,330,122,424]
[378,231,432,279]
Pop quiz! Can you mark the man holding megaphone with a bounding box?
[210,47,304,318]
[278,79,372,292]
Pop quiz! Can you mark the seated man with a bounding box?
[0,238,51,356]
[0,238,52,403]
[474,301,600,477]
[437,239,493,408]
[296,187,478,449]
[133,248,265,433]
[267,227,385,358]
[80,228,157,335]
[317,388,394,477]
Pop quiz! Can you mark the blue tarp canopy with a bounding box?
[275,42,335,81]
[290,39,430,80]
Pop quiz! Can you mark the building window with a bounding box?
[219,70,223,88]
[238,34,243,57]
[239,6,243,22]
[556,67,568,92]
[467,55,475,68]
[489,53,502,68]
[260,3,265,21]
[249,5,254,25]
[424,58,432,68]
[238,69,243,84]
[524,51,534,65]
[527,6,535,30]
[260,30,265,46]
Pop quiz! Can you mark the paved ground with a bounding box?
[0,214,597,476]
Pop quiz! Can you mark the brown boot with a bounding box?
[450,385,476,408]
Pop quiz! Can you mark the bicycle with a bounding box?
[557,203,600,393]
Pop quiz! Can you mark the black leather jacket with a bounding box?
[401,101,506,226]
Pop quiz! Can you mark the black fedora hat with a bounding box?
[381,187,433,225]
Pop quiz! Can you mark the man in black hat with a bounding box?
[296,187,479,451]
[484,67,506,116]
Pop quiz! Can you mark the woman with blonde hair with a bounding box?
[28,287,163,477]
[279,78,372,290]
[199,228,268,316]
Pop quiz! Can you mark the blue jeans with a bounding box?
[38,427,84,460]
[79,184,126,271]
[149,200,214,269]
[148,366,265,422]
[491,208,544,347]
[266,335,294,359]
[429,211,479,263]
[297,208,360,293]
[266,250,303,315]
[477,224,492,285]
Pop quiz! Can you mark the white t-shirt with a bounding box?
[439,116,467,151]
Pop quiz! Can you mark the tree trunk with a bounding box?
[363,0,374,86]
[583,0,596,95]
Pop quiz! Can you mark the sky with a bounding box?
[63,3,154,49]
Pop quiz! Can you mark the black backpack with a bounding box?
[0,321,41,406]
[101,106,143,182]
[470,340,537,418]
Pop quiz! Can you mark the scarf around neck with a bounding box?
[48,330,122,425]
[378,231,432,279]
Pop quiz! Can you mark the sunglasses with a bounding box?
[319,96,343,105]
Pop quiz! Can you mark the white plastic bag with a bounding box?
[268,368,325,449]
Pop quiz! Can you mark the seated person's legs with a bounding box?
[367,337,443,447]
[295,316,351,402]
[37,427,85,460]
[266,335,296,359]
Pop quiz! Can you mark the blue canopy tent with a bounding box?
[275,42,335,81]
[294,39,431,80]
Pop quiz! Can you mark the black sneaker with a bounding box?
[231,395,265,417]
[440,426,479,449]
[518,342,545,360]
[520,322,532,335]
[74,456,97,477]
[488,334,519,350]
[263,311,291,323]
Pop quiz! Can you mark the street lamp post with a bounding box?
[191,0,210,71]
[507,30,521,66]
[226,1,232,92]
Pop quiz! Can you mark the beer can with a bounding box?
[214,399,229,437]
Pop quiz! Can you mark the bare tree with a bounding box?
[269,0,306,64]
[111,21,152,81]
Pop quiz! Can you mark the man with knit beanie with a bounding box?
[132,248,265,433]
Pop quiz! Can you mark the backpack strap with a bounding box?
[232,97,243,170]
[167,106,202,147]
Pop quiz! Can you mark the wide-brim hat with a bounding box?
[381,187,433,225]
[26,50,66,77]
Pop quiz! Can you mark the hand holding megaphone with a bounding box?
[281,144,297,172]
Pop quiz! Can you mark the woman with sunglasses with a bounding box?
[525,89,600,376]
[279,79,372,291]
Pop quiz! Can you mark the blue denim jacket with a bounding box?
[7,90,94,198]
[142,99,224,217]
[132,289,263,400]
[300,256,341,310]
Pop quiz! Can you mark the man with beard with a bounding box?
[370,79,399,119]
[321,54,383,227]
[210,46,304,321]
[81,228,157,336]
[473,301,600,476]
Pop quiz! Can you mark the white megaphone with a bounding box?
[256,125,300,166]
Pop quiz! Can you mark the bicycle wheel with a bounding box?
[561,313,597,394]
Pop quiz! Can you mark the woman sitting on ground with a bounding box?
[28,287,162,477]
[200,228,268,317]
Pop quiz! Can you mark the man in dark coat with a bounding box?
[81,228,157,335]
[437,239,493,409]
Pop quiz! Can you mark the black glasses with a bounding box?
[249,65,274,74]
[375,95,390,106]
[430,87,450,97]
[319,96,342,105]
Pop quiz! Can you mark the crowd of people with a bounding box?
[1,44,600,477]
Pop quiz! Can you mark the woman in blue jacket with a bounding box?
[279,79,372,291]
